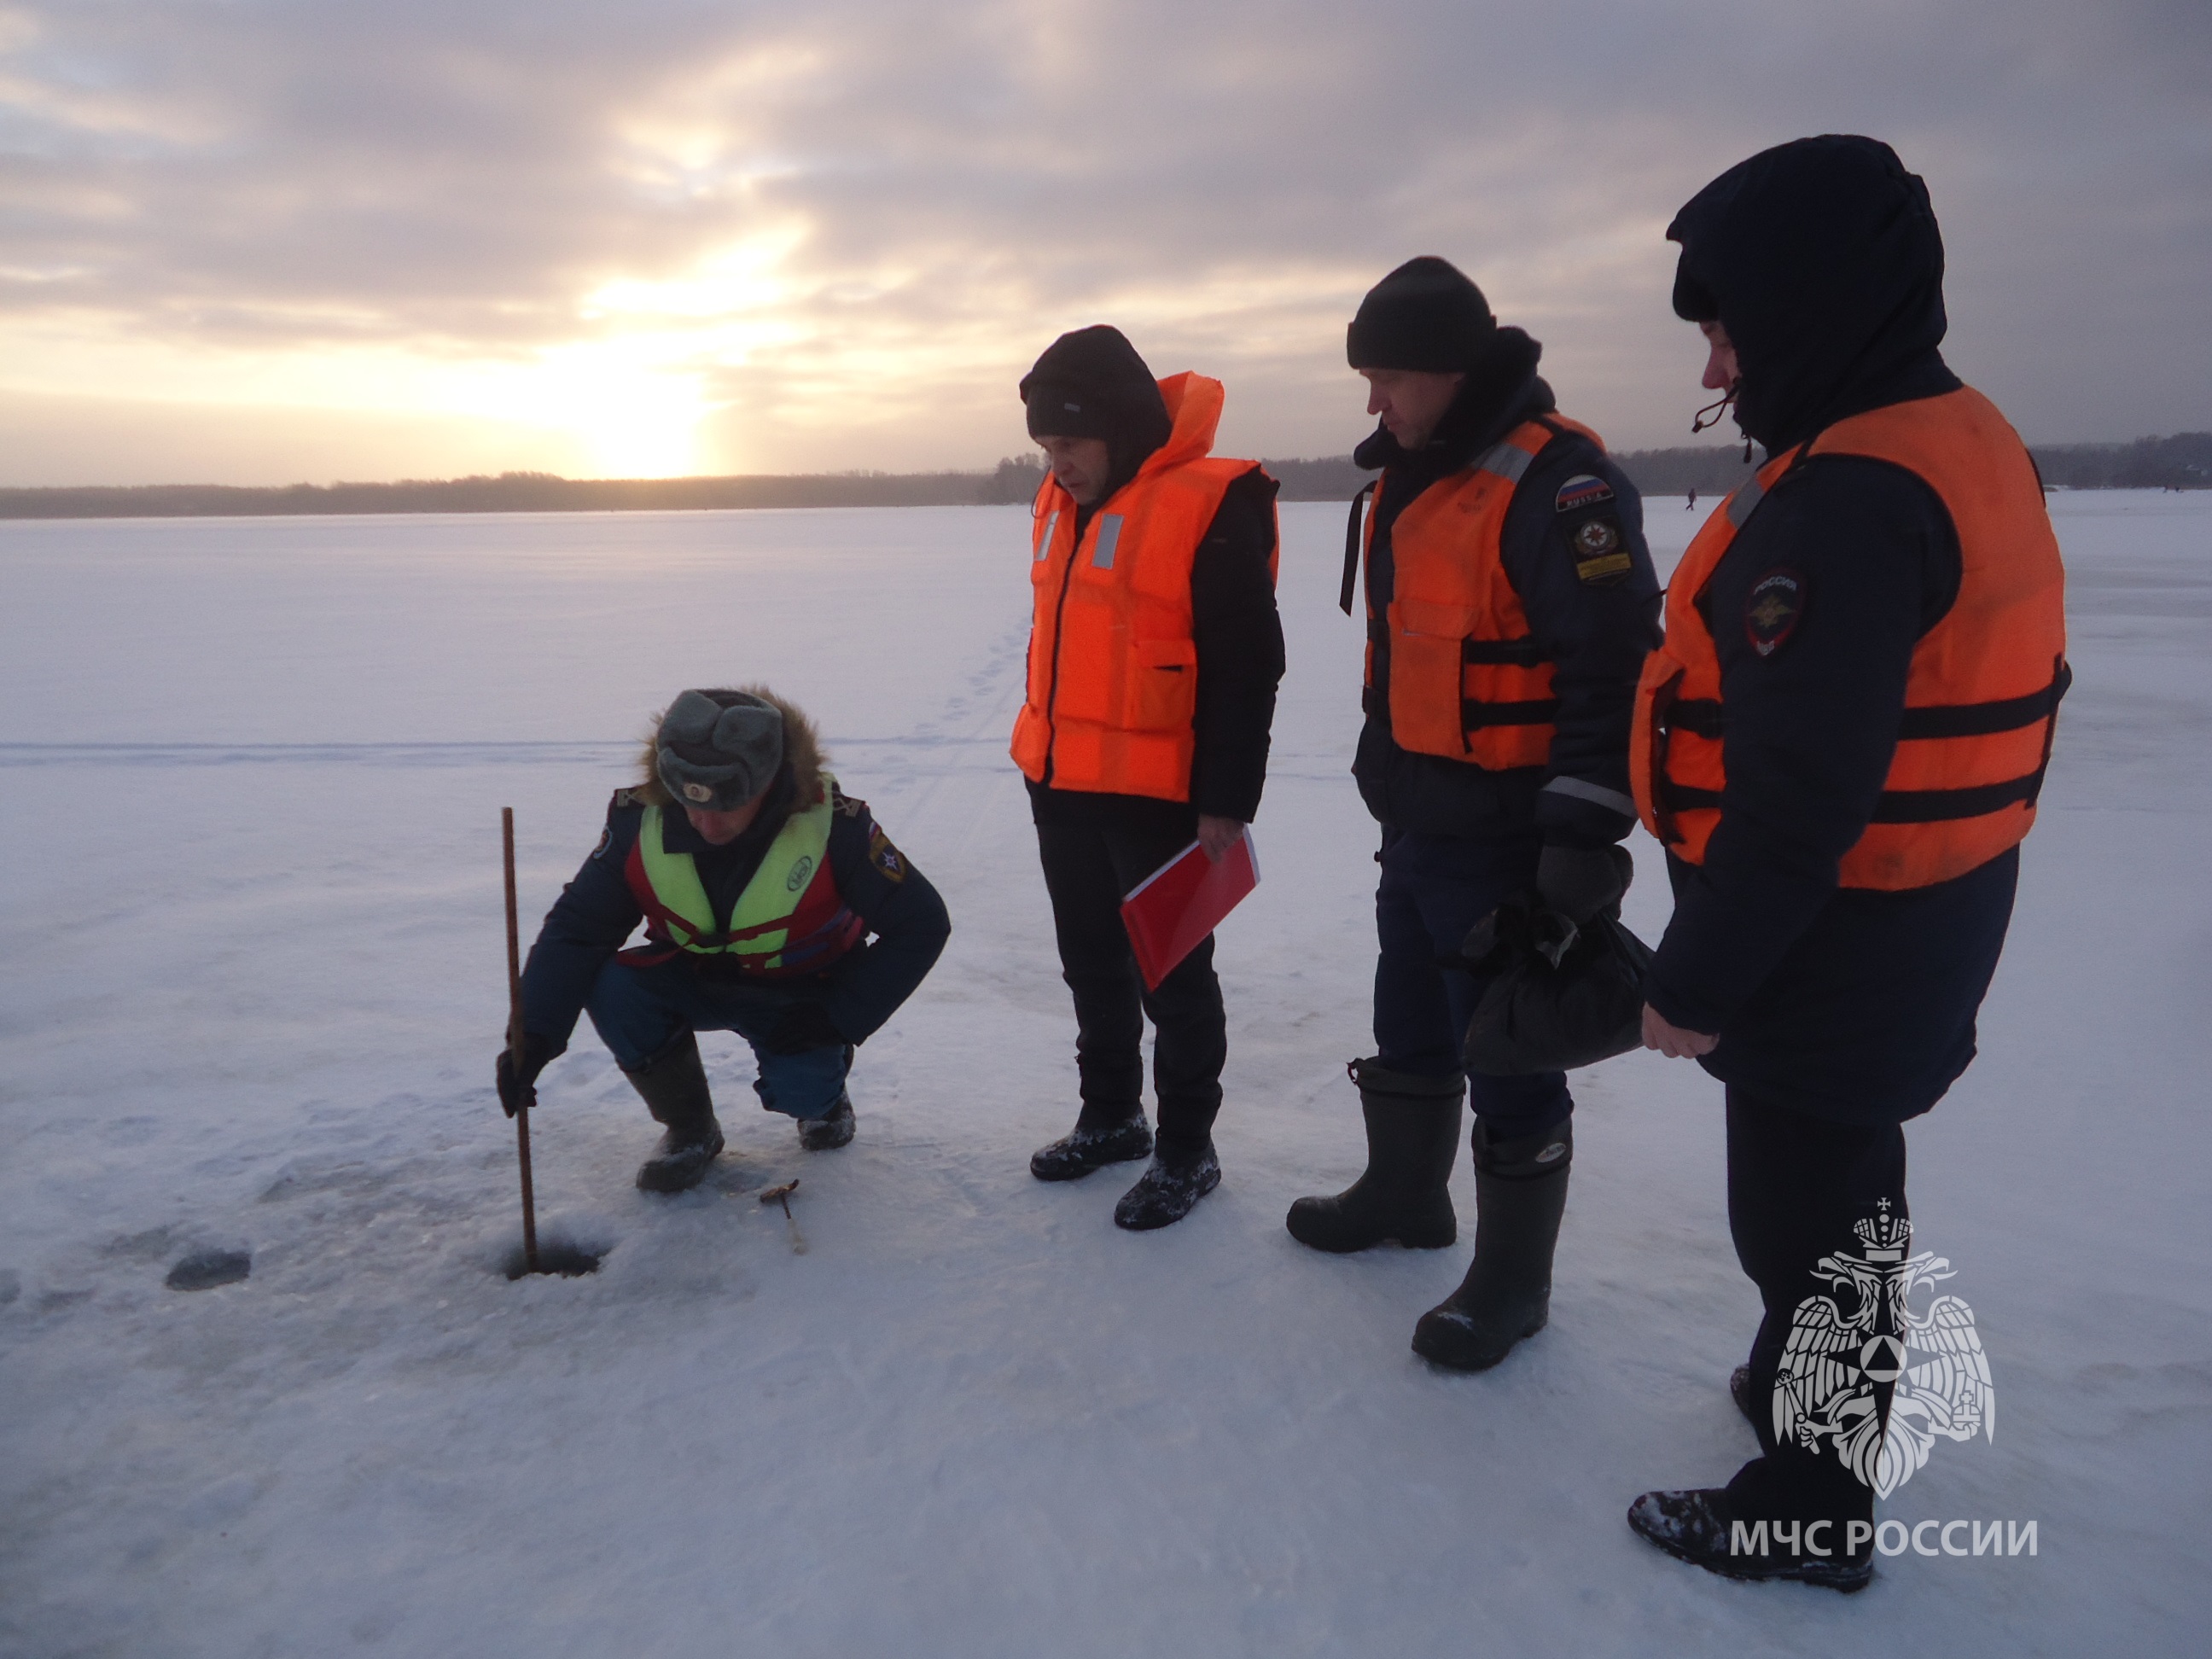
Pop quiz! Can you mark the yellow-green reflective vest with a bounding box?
[623,783,864,976]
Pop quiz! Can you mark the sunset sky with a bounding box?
[2,0,2205,486]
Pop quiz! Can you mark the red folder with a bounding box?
[1119,829,1260,991]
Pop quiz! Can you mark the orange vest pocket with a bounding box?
[1388,598,1481,755]
[1126,637,1198,731]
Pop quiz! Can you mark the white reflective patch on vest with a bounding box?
[1035,509,1059,562]
[1091,514,1125,569]
[1477,442,1534,484]
[1726,476,1767,527]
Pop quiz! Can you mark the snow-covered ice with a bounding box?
[2,492,2207,1656]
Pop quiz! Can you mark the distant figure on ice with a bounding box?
[1286,258,1658,1370]
[1686,486,1697,510]
[497,688,950,1192]
[1010,325,1284,1230]
[1627,137,2069,1590]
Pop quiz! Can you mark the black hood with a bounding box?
[1668,135,1949,453]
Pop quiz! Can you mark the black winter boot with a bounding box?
[1112,1139,1220,1231]
[625,1032,725,1194]
[1285,1059,1463,1253]
[1030,1114,1154,1182]
[1627,1488,1873,1592]
[1410,1119,1571,1371]
[799,1093,855,1151]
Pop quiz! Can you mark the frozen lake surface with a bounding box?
[2,492,2208,1655]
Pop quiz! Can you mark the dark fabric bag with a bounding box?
[1461,896,1654,1076]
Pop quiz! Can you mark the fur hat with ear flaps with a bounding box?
[637,686,824,810]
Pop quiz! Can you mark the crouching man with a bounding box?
[496,687,951,1191]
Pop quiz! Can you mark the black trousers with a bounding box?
[1723,1083,1908,1531]
[1033,801,1226,1157]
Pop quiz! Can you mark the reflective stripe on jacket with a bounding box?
[621,784,866,975]
[1010,372,1277,803]
[1630,385,2069,891]
[1359,415,1606,771]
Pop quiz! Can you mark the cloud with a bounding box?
[0,0,2205,484]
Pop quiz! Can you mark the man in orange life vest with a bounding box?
[1625,138,2067,1590]
[496,688,950,1193]
[1286,259,1660,1370]
[1011,325,1284,1231]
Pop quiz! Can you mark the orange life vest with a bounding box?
[1010,373,1278,802]
[1354,416,1606,771]
[1630,386,2069,891]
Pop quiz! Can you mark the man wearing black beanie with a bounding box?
[1010,325,1285,1231]
[1284,258,1660,1372]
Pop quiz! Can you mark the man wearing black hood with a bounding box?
[1284,259,1659,1371]
[1627,137,2068,1590]
[1010,325,1284,1231]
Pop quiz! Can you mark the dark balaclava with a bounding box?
[655,690,784,810]
[1668,134,1948,453]
[1020,325,1173,489]
[1347,257,1544,455]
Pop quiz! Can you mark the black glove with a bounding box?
[495,1032,561,1118]
[1535,842,1633,924]
[758,1002,847,1057]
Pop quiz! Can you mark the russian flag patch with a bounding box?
[1555,473,1615,513]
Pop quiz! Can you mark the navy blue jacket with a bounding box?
[1644,381,2019,1124]
[1350,375,1662,847]
[518,771,950,1057]
[1652,137,2025,1125]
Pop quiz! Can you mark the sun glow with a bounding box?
[0,228,828,480]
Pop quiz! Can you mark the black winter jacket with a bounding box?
[518,770,950,1057]
[1650,135,2024,1124]
[1350,374,1661,847]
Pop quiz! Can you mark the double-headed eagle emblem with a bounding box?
[1775,1203,1994,1497]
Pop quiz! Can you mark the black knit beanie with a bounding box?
[1347,257,1499,371]
[1020,325,1173,455]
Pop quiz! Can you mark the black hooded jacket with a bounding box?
[1649,136,2016,1124]
[1350,362,1662,847]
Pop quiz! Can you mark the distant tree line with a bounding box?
[2027,432,2212,490]
[4,434,2204,521]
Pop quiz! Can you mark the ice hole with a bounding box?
[166,1249,252,1291]
[501,1240,603,1280]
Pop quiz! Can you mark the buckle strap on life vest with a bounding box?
[1664,662,2070,744]
[1895,661,2072,739]
[1866,772,2046,824]
[1657,658,2069,829]
[1340,480,1377,615]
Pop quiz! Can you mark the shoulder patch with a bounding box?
[1555,473,1615,514]
[867,824,907,883]
[1569,514,1632,585]
[1745,568,1807,656]
[591,826,614,860]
